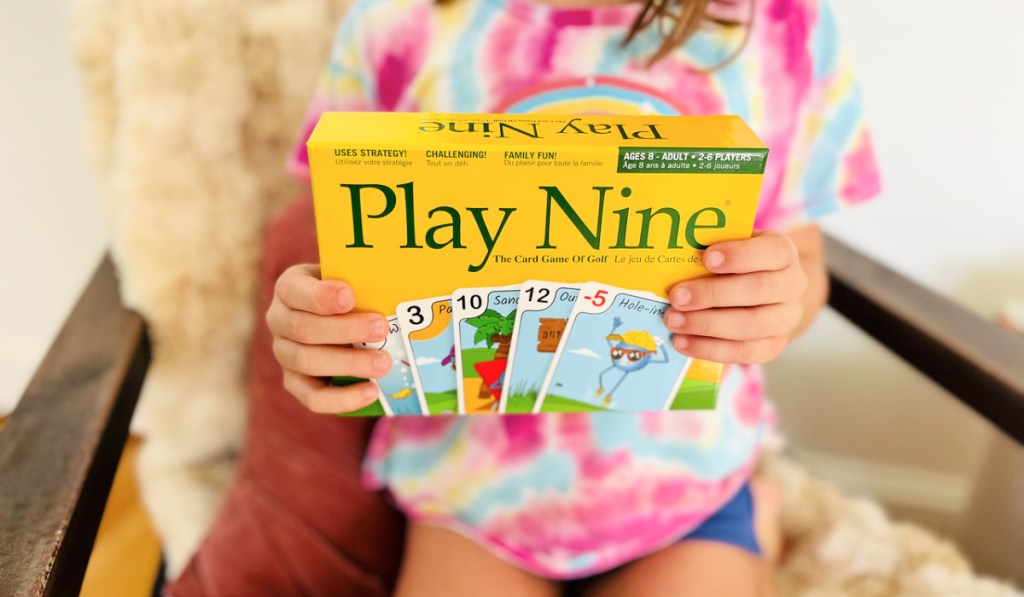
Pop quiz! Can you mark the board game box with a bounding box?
[308,112,767,415]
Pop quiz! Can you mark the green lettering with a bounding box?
[497,122,539,139]
[685,207,726,250]
[398,182,422,248]
[449,121,476,134]
[556,118,586,135]
[425,206,465,249]
[632,124,664,140]
[610,207,635,249]
[467,207,516,273]
[636,208,683,249]
[537,186,608,250]
[341,183,396,248]
[611,207,682,249]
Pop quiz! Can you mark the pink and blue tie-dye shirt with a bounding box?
[290,0,880,579]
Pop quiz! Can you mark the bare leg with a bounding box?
[581,474,782,597]
[394,523,561,597]
[750,473,783,564]
[582,541,774,597]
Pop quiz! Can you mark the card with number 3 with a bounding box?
[396,296,458,415]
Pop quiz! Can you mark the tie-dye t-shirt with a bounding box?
[290,0,880,579]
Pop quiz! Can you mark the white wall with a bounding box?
[767,0,1024,567]
[826,1,1024,307]
[0,2,107,412]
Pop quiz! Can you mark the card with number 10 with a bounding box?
[452,285,520,414]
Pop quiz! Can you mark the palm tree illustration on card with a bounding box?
[452,285,520,414]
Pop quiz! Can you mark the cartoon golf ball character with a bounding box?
[595,317,669,407]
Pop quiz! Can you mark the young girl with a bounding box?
[170,0,879,595]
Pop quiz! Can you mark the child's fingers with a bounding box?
[282,370,379,414]
[664,303,802,342]
[703,231,797,275]
[273,338,392,378]
[671,334,789,364]
[670,267,807,311]
[266,303,387,346]
[275,264,355,315]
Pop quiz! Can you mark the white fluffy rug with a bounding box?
[766,455,1021,596]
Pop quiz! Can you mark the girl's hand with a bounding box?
[265,264,392,413]
[663,230,816,364]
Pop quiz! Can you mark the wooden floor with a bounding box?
[81,436,162,597]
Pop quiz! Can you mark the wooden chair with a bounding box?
[2,235,1021,595]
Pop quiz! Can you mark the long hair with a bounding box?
[624,0,753,67]
[433,0,753,69]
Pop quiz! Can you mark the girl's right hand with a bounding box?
[265,264,392,414]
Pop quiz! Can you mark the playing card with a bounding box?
[353,316,424,416]
[535,283,692,413]
[396,296,458,415]
[452,285,520,414]
[500,281,580,414]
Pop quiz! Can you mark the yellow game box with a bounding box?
[307,112,767,414]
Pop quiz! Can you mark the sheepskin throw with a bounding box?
[72,0,355,575]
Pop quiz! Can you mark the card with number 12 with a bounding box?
[501,281,580,414]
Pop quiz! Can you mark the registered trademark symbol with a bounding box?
[725,200,732,206]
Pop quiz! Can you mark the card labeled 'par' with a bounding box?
[396,296,458,415]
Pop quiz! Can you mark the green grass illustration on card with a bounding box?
[453,286,519,414]
[501,281,580,414]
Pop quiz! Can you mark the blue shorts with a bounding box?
[680,483,761,557]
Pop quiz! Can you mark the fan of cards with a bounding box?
[352,281,722,415]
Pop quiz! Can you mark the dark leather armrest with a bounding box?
[825,234,1024,445]
[0,256,150,597]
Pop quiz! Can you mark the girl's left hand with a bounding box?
[663,230,808,364]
